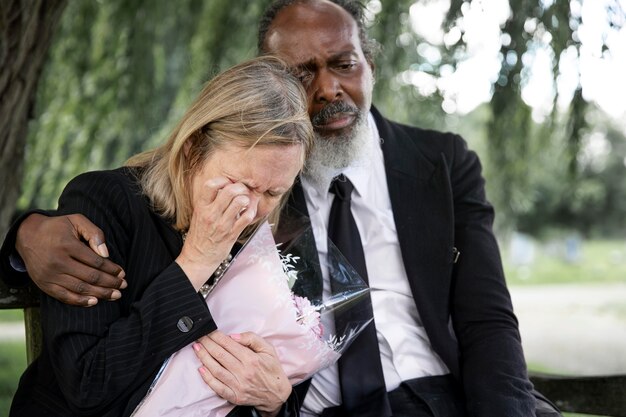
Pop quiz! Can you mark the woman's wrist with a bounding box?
[256,404,282,417]
[174,255,220,291]
[255,384,291,417]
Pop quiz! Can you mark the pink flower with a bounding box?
[293,295,323,338]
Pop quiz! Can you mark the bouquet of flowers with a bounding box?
[132,216,372,417]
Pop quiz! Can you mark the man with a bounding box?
[1,1,560,416]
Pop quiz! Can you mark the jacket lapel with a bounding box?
[373,108,455,334]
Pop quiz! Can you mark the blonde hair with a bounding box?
[126,56,313,232]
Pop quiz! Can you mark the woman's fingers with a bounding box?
[192,331,291,411]
[196,177,232,208]
[189,180,259,246]
[194,333,245,402]
[231,332,276,356]
[197,178,248,215]
[196,332,247,370]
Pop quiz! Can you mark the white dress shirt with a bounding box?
[300,113,449,416]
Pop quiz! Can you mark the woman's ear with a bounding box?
[183,138,192,158]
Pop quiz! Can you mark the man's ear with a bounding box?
[366,59,376,82]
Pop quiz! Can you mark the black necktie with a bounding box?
[328,174,391,417]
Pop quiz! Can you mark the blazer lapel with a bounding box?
[373,109,455,334]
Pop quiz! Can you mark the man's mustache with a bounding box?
[312,101,360,127]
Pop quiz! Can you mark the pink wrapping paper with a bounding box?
[132,222,339,417]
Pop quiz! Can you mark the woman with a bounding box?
[10,56,313,417]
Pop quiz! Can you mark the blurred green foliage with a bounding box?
[19,0,268,211]
[16,0,626,239]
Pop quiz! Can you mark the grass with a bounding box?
[503,239,626,286]
[0,340,26,415]
[0,310,26,415]
[501,238,625,417]
[0,310,24,322]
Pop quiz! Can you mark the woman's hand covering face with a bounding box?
[176,177,258,291]
[176,143,303,291]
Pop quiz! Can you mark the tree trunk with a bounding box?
[0,0,67,240]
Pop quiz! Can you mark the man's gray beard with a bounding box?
[302,115,372,190]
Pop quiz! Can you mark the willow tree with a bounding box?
[18,0,271,213]
[0,0,67,240]
[7,0,624,237]
[369,0,623,230]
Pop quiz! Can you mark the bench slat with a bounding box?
[530,372,626,416]
[0,281,39,309]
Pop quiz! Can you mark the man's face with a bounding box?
[263,1,374,143]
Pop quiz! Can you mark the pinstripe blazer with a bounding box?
[9,167,297,417]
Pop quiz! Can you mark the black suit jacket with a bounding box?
[287,107,536,416]
[6,167,298,417]
[2,109,535,416]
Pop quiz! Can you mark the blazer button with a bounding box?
[177,316,194,333]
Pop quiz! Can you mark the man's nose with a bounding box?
[312,69,342,103]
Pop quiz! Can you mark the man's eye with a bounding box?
[337,62,356,71]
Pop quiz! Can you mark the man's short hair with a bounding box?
[257,0,378,64]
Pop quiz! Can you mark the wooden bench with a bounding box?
[0,280,42,363]
[1,280,625,416]
[530,372,626,416]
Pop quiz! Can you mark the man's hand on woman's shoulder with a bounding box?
[15,213,126,306]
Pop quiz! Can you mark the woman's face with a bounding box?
[191,142,304,222]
